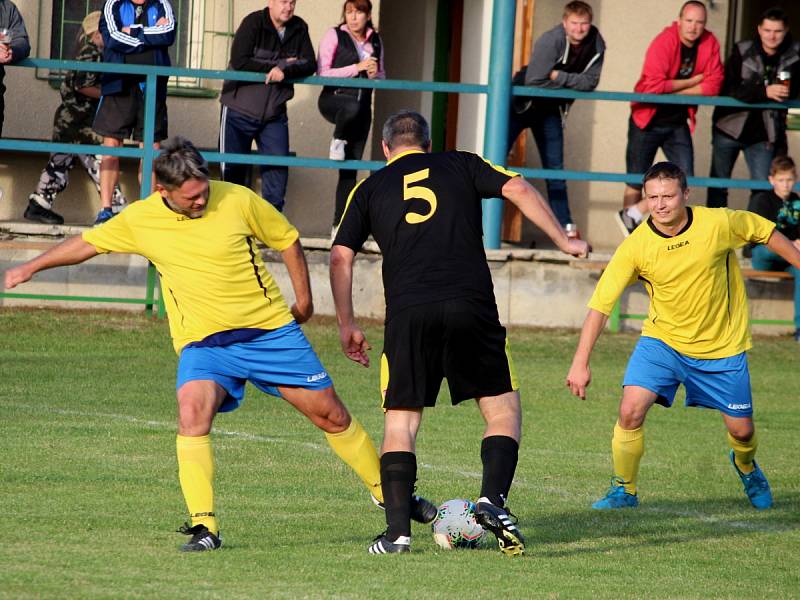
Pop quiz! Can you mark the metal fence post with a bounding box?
[482,0,515,249]
[142,72,160,316]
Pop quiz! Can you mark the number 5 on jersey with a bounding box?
[403,169,438,224]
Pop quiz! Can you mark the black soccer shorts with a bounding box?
[380,297,518,409]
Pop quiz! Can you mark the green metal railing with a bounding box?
[2,52,799,320]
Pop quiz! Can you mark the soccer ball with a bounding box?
[431,498,486,549]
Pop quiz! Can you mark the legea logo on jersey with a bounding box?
[307,371,328,383]
[667,240,690,251]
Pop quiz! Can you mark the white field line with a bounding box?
[7,403,781,533]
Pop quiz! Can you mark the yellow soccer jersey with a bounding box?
[588,206,775,358]
[83,181,299,353]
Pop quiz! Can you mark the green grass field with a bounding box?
[1,308,798,599]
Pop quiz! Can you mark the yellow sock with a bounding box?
[728,431,757,474]
[611,421,644,495]
[325,417,383,503]
[176,434,218,535]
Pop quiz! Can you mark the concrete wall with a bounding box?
[2,233,794,335]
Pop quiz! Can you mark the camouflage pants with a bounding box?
[34,110,126,208]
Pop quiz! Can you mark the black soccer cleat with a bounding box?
[177,522,222,552]
[371,494,439,524]
[474,497,525,556]
[367,531,411,554]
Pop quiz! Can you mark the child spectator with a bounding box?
[748,155,800,341]
[24,12,126,225]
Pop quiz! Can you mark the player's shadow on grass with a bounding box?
[525,492,800,558]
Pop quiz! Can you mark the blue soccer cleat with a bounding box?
[592,477,639,509]
[94,207,115,226]
[729,450,773,510]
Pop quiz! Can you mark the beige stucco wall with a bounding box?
[0,0,380,236]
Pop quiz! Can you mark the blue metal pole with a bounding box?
[482,0,516,249]
[142,73,158,315]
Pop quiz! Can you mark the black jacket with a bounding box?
[712,35,800,144]
[220,10,316,123]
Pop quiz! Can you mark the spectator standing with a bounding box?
[707,8,800,209]
[616,0,723,237]
[0,0,31,137]
[318,0,384,232]
[220,0,316,212]
[24,12,127,225]
[507,0,605,227]
[747,155,800,342]
[93,0,175,225]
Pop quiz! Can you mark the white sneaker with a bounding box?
[329,138,346,161]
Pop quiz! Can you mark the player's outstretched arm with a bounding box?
[565,309,608,400]
[766,229,800,269]
[3,235,99,290]
[329,244,371,367]
[280,240,314,324]
[501,176,591,258]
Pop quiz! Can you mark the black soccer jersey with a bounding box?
[334,150,517,318]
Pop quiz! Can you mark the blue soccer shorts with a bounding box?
[623,336,753,417]
[176,322,332,413]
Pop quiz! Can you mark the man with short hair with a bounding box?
[747,155,800,342]
[330,110,590,556]
[220,0,316,212]
[94,0,176,225]
[616,1,723,237]
[507,0,605,227]
[0,0,31,137]
[4,136,435,553]
[567,161,800,511]
[707,7,800,209]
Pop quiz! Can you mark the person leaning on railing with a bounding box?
[707,7,800,210]
[0,0,30,138]
[506,0,605,229]
[93,0,176,226]
[23,12,127,226]
[616,0,723,238]
[219,0,316,213]
[317,0,384,236]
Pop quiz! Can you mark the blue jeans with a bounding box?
[707,130,774,208]
[625,117,694,189]
[507,107,570,225]
[220,106,289,211]
[751,244,800,329]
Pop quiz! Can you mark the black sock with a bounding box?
[479,435,519,507]
[380,451,416,539]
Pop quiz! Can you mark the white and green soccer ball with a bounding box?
[431,498,487,549]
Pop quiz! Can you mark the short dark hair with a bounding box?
[154,137,209,190]
[382,110,431,151]
[679,1,706,17]
[770,155,796,176]
[642,161,688,192]
[760,7,789,26]
[563,1,592,21]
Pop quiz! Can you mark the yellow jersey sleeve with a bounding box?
[81,209,139,254]
[587,241,639,315]
[727,209,775,248]
[242,188,299,251]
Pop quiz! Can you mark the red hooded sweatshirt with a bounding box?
[631,22,723,132]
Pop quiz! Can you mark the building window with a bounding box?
[48,0,232,94]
